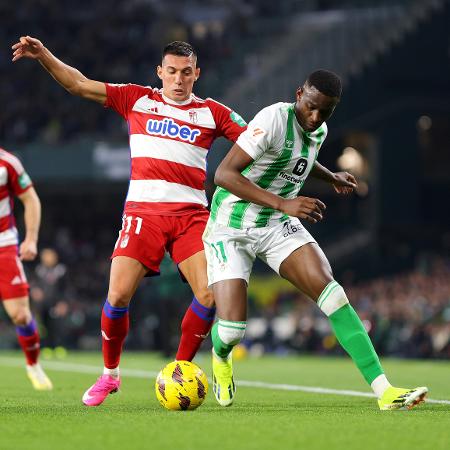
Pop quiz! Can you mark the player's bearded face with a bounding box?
[157,54,200,102]
[294,86,339,132]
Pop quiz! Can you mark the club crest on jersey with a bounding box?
[146,118,201,143]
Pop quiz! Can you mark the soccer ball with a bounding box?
[155,360,208,411]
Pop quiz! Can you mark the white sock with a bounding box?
[371,374,392,398]
[104,366,120,379]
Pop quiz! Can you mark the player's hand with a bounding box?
[332,171,357,195]
[280,196,326,223]
[19,239,38,261]
[12,36,44,62]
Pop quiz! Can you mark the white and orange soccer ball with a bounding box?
[155,360,208,411]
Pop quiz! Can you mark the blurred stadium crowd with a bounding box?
[1,230,448,359]
[246,254,450,359]
[1,0,297,144]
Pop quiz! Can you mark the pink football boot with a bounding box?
[82,375,121,406]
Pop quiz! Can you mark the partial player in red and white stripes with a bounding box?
[13,36,247,406]
[0,148,52,390]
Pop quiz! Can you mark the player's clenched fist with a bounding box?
[19,239,38,261]
[332,171,357,195]
[280,196,326,223]
[11,36,44,62]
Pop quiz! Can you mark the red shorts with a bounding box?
[111,209,209,275]
[0,245,29,300]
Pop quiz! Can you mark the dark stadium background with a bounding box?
[1,0,449,360]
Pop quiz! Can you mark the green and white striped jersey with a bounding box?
[210,102,327,229]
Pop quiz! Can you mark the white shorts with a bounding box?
[203,217,317,286]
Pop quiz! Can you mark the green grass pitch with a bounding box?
[1,351,449,450]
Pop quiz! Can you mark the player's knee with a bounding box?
[194,288,214,309]
[217,320,246,345]
[107,289,132,308]
[9,309,32,326]
[316,281,349,316]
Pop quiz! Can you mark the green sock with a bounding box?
[211,320,246,359]
[329,304,384,384]
[211,322,234,358]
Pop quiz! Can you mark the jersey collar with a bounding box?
[161,92,194,106]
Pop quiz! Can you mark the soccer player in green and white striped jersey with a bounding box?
[204,70,428,410]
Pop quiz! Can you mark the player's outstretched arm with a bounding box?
[12,36,106,104]
[310,161,357,195]
[17,187,41,261]
[215,143,325,223]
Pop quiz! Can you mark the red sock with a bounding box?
[16,319,40,365]
[176,297,215,361]
[101,300,129,369]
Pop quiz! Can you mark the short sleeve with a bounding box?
[4,156,33,196]
[104,83,151,120]
[207,99,247,142]
[236,106,279,160]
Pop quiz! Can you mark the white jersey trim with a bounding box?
[161,92,194,106]
[126,179,207,205]
[0,227,18,247]
[0,150,24,175]
[0,166,7,186]
[130,134,207,170]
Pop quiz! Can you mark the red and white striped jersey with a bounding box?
[105,83,247,215]
[0,149,33,248]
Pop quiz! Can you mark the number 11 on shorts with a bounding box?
[124,215,143,234]
[115,215,143,249]
[210,241,227,264]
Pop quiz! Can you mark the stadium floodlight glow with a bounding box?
[337,146,365,176]
[417,115,432,131]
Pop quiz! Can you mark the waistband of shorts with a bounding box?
[0,244,19,255]
[123,205,209,218]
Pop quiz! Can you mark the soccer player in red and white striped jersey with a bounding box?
[13,36,247,406]
[0,148,52,390]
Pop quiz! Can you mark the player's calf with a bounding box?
[176,296,216,361]
[316,282,428,408]
[15,317,41,366]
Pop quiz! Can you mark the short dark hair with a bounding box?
[162,41,197,61]
[306,69,342,98]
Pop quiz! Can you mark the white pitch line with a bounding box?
[1,356,449,405]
